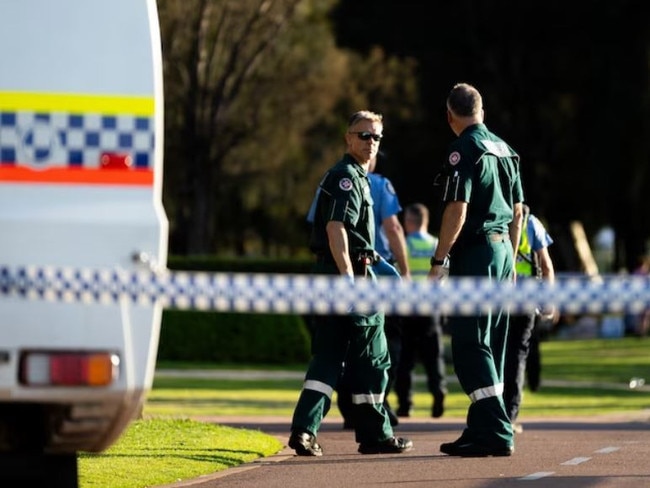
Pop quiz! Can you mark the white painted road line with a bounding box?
[595,446,620,454]
[519,472,556,481]
[561,457,592,465]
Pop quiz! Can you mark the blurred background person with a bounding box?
[504,204,557,434]
[624,254,650,337]
[395,202,448,419]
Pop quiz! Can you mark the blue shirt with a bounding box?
[368,172,402,261]
[527,214,554,251]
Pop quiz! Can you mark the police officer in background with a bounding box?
[504,204,557,434]
[429,83,524,457]
[289,110,413,456]
[395,202,448,419]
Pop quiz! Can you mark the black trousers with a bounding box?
[394,314,447,412]
[503,312,541,422]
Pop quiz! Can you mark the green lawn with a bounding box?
[79,336,650,488]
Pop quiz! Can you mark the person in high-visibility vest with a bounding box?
[394,203,448,419]
[504,205,557,434]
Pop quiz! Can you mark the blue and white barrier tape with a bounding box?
[1,265,649,316]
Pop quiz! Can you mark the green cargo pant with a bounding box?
[448,238,515,447]
[290,261,393,444]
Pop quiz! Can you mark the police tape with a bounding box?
[1,265,649,316]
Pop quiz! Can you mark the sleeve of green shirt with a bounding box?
[322,168,362,226]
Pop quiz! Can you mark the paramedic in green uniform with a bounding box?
[289,110,413,456]
[428,83,524,457]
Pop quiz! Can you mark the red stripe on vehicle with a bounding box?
[0,166,154,186]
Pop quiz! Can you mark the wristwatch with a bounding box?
[430,256,447,267]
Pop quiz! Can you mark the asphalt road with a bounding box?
[156,411,650,488]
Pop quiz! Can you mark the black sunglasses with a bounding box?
[350,131,382,142]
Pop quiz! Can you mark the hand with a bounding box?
[538,306,557,322]
[428,264,448,281]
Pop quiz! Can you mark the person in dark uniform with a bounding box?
[336,154,410,429]
[304,153,408,429]
[395,202,448,419]
[289,110,413,456]
[428,83,524,457]
[504,204,557,434]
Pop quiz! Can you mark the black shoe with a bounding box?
[439,434,471,453]
[358,436,413,454]
[396,407,411,417]
[289,431,323,457]
[440,440,513,457]
[432,393,445,418]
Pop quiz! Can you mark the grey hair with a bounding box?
[348,110,383,128]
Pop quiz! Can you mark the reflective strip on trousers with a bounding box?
[469,382,504,403]
[351,391,385,405]
[303,379,334,399]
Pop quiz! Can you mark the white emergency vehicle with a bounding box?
[0,0,167,485]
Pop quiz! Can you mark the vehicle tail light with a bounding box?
[20,352,120,387]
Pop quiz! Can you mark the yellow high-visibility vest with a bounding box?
[516,213,534,277]
[407,233,437,280]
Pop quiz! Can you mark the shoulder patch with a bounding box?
[449,151,461,165]
[386,180,396,195]
[338,177,353,191]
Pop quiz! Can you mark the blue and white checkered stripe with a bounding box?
[0,112,154,168]
[1,265,649,315]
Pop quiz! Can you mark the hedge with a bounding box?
[157,256,314,364]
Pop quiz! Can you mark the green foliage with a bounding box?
[159,256,314,364]
[159,310,311,364]
[157,0,423,256]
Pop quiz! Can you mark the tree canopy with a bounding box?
[332,0,650,271]
[159,0,421,256]
[158,0,650,271]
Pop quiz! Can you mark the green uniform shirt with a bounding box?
[309,153,375,256]
[438,123,524,241]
